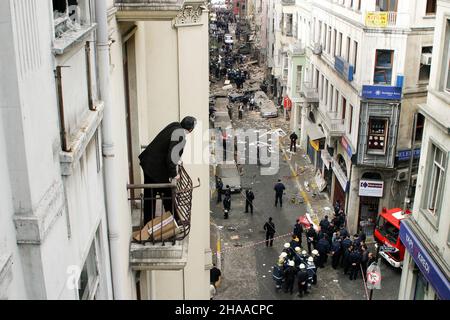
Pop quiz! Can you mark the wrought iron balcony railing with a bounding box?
[127,165,200,246]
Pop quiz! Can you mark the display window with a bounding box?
[367,118,389,154]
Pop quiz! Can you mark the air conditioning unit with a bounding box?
[420,53,432,66]
[411,174,418,186]
[395,168,409,182]
[313,42,322,55]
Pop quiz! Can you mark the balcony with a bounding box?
[281,0,295,5]
[320,111,346,137]
[301,81,319,103]
[127,165,200,270]
[289,41,305,56]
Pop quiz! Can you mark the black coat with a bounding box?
[290,133,298,142]
[293,223,303,237]
[317,238,331,254]
[264,221,276,235]
[139,122,185,181]
[297,270,308,284]
[274,182,286,195]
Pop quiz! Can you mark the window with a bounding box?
[52,0,91,38]
[78,239,99,300]
[338,32,343,56]
[330,84,334,111]
[376,0,398,12]
[425,0,436,15]
[320,74,324,100]
[353,41,358,74]
[346,36,351,62]
[327,27,332,54]
[415,114,425,142]
[286,14,293,36]
[445,20,450,93]
[376,216,399,244]
[323,24,328,52]
[357,0,361,11]
[333,29,337,56]
[349,105,353,134]
[342,97,347,120]
[296,66,303,93]
[325,79,329,107]
[367,118,389,154]
[419,47,432,82]
[425,143,446,216]
[374,50,394,85]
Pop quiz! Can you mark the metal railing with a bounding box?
[301,81,319,101]
[127,165,200,245]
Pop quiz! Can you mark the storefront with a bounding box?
[305,119,325,167]
[358,177,383,237]
[331,155,349,208]
[399,219,450,300]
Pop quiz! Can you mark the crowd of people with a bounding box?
[272,203,378,297]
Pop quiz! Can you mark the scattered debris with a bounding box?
[230,235,239,240]
[227,226,237,231]
[234,243,243,247]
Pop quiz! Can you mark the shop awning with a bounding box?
[306,121,325,141]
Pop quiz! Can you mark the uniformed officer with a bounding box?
[283,260,298,295]
[297,264,309,297]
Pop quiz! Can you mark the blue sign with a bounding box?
[397,148,421,161]
[335,56,354,82]
[399,221,450,300]
[362,85,402,100]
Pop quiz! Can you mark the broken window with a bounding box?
[419,46,432,82]
[52,0,91,38]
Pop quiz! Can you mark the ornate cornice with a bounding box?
[173,2,207,28]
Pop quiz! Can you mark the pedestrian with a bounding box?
[306,225,318,254]
[334,200,341,215]
[319,215,330,232]
[293,247,303,267]
[283,260,297,294]
[343,245,353,275]
[272,258,285,290]
[360,244,370,276]
[293,219,304,247]
[297,264,309,297]
[306,256,317,285]
[216,177,223,203]
[210,263,222,289]
[224,184,231,198]
[264,217,276,247]
[339,226,350,240]
[274,179,286,208]
[289,131,298,152]
[290,234,301,251]
[331,238,342,269]
[358,228,367,245]
[223,194,231,219]
[238,103,244,119]
[227,104,233,120]
[245,189,255,214]
[316,234,331,268]
[139,116,196,225]
[349,247,362,280]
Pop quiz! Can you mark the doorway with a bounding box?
[359,196,380,238]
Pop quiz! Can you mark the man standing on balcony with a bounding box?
[139,116,197,225]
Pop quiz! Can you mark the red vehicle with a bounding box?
[374,207,411,268]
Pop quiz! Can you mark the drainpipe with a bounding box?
[95,0,125,300]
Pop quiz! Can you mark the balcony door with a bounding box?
[376,0,398,12]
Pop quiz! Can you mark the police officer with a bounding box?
[245,189,255,214]
[274,179,286,208]
[216,177,223,203]
[340,235,352,267]
[273,258,285,290]
[293,247,303,267]
[316,234,331,268]
[264,217,276,247]
[306,225,318,254]
[331,237,342,269]
[290,235,301,251]
[349,247,362,280]
[343,245,353,275]
[296,264,309,297]
[319,215,330,232]
[223,194,231,219]
[283,260,297,294]
[293,219,304,247]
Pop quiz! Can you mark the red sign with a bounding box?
[283,97,292,110]
[340,136,352,157]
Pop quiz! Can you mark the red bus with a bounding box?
[374,207,411,268]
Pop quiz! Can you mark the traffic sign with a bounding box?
[366,263,382,290]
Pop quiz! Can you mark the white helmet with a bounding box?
[295,247,301,252]
[284,243,290,249]
[280,252,288,258]
[307,257,314,263]
[288,260,295,267]
[301,250,307,256]
[312,249,319,256]
[299,263,306,269]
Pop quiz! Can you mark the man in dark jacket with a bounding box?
[223,194,231,219]
[306,225,318,254]
[319,215,330,232]
[343,245,353,275]
[340,235,352,267]
[297,264,309,297]
[293,219,304,247]
[264,217,276,247]
[274,179,286,207]
[331,238,342,269]
[216,177,223,203]
[289,132,298,152]
[139,116,196,224]
[283,261,297,294]
[245,189,255,214]
[349,248,362,280]
[316,234,331,268]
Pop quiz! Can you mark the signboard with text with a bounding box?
[335,55,354,82]
[397,148,421,161]
[365,12,388,28]
[359,180,384,197]
[362,85,402,100]
[340,136,353,157]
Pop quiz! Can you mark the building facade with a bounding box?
[300,0,436,237]
[0,0,210,300]
[398,0,450,300]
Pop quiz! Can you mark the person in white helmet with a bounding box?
[283,260,297,294]
[272,258,285,290]
[297,263,309,297]
[293,247,303,267]
[306,256,317,285]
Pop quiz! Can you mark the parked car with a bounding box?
[216,162,242,193]
[224,34,234,44]
[260,100,278,118]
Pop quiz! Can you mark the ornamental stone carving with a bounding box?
[173,3,206,27]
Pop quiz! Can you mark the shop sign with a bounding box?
[340,136,353,157]
[310,139,320,151]
[365,12,388,28]
[359,179,384,197]
[334,55,354,82]
[362,85,402,100]
[397,148,421,161]
[399,221,450,300]
[331,158,349,192]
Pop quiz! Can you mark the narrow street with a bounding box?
[208,12,401,301]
